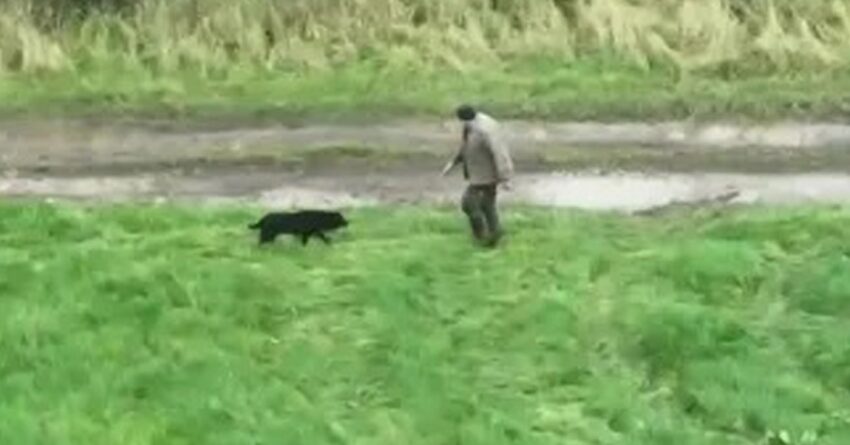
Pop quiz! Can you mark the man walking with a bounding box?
[442,105,514,247]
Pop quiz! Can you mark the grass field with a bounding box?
[2,201,850,444]
[3,0,850,121]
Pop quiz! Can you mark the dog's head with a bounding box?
[334,213,349,228]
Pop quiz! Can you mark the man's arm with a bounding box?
[441,151,462,176]
[484,132,514,184]
[442,124,470,176]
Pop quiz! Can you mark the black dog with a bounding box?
[248,210,348,245]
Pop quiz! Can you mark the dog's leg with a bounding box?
[300,233,310,245]
[259,230,275,245]
[316,232,331,244]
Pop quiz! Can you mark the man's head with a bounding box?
[456,104,477,122]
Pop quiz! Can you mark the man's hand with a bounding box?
[441,161,455,177]
[442,155,461,177]
[499,180,513,191]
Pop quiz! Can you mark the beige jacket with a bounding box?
[446,113,514,185]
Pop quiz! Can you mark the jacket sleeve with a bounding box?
[486,132,514,181]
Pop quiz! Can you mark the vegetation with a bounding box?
[3,0,850,121]
[2,201,850,444]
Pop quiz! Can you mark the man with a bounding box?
[441,104,514,247]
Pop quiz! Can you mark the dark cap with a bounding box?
[456,104,477,121]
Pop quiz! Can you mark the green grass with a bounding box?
[4,0,850,122]
[6,57,850,123]
[2,201,850,444]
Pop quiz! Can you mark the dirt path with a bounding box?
[4,118,850,174]
[2,119,850,212]
[3,167,850,213]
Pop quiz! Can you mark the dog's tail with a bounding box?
[247,221,262,230]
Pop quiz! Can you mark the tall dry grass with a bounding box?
[2,0,850,76]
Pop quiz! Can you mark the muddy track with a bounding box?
[4,167,850,213]
[4,118,850,174]
[2,119,850,212]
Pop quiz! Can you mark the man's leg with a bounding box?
[461,185,488,242]
[481,184,503,246]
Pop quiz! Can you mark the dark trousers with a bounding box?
[461,184,502,245]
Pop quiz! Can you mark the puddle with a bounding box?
[516,173,701,211]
